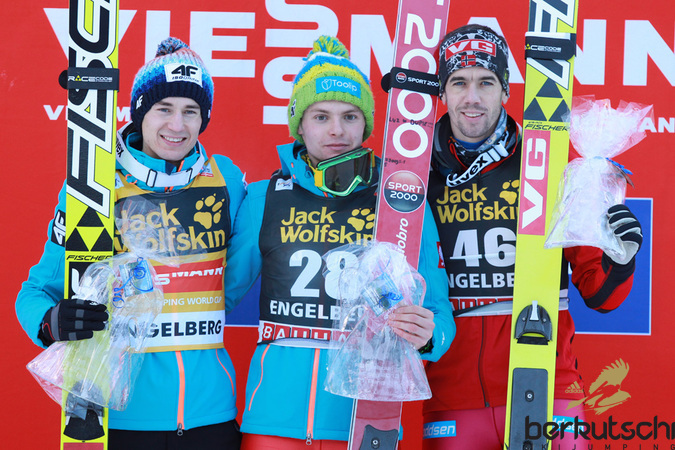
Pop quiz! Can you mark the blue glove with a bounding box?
[606,204,642,265]
[38,299,108,346]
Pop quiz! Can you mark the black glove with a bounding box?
[38,299,108,346]
[606,204,643,265]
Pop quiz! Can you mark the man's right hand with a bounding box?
[39,299,108,345]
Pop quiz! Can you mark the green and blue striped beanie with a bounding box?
[288,36,375,144]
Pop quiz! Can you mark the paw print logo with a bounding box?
[348,208,375,231]
[500,180,520,205]
[194,194,224,230]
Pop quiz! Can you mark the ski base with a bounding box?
[349,400,401,450]
[61,391,108,449]
[508,368,548,449]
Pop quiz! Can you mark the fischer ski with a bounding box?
[60,0,119,448]
[348,1,451,449]
[504,0,578,449]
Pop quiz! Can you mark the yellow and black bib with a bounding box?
[258,173,377,346]
[115,158,231,352]
[428,152,521,304]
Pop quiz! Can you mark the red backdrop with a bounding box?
[2,1,673,448]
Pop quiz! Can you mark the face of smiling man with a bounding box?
[442,66,509,143]
[141,97,202,165]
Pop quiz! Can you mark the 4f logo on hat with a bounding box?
[445,39,497,59]
[165,63,203,86]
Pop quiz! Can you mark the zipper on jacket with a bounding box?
[306,348,320,445]
[175,351,186,434]
[478,316,489,407]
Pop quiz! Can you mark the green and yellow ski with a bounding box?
[61,0,119,448]
[504,0,579,449]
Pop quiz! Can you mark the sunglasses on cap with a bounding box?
[313,147,375,197]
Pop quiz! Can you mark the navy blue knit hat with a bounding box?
[439,25,510,96]
[130,37,214,134]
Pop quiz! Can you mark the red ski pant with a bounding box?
[422,399,586,450]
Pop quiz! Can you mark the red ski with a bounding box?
[349,1,451,448]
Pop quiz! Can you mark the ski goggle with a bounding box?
[313,147,375,197]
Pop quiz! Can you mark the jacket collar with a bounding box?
[116,122,207,191]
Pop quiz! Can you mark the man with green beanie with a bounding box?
[224,35,455,448]
[16,37,246,449]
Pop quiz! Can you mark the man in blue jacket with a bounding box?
[224,36,456,449]
[16,38,246,449]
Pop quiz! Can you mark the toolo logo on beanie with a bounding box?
[288,36,375,144]
[130,37,214,134]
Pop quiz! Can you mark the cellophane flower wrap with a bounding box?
[322,240,431,401]
[27,198,196,415]
[545,96,653,260]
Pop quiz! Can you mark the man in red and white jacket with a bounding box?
[423,24,643,450]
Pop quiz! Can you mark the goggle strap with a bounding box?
[314,167,325,187]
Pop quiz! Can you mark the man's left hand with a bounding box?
[607,204,643,265]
